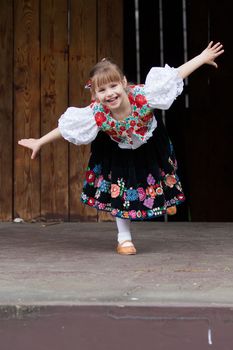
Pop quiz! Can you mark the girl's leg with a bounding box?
[115,217,133,246]
[115,217,136,255]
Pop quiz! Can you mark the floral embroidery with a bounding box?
[117,178,125,196]
[143,197,154,209]
[165,175,177,188]
[156,187,163,195]
[146,186,156,198]
[87,197,95,206]
[98,203,106,210]
[147,210,155,217]
[93,164,102,174]
[95,175,104,188]
[91,85,154,146]
[129,210,137,219]
[168,156,177,171]
[111,184,120,198]
[86,170,95,184]
[95,189,101,199]
[81,166,185,220]
[123,200,130,209]
[81,193,88,201]
[81,191,184,220]
[175,184,182,192]
[95,112,107,126]
[135,94,147,107]
[122,212,130,219]
[177,193,185,201]
[147,173,156,185]
[100,180,111,192]
[137,187,146,201]
[111,208,118,216]
[141,210,147,218]
[126,188,138,201]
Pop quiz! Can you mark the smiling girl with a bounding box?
[18,42,224,255]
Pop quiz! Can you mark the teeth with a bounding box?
[107,97,117,102]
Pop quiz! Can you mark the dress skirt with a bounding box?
[81,116,185,220]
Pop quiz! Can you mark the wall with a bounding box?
[0,0,123,221]
[124,0,233,222]
[1,0,232,222]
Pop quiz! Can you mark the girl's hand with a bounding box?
[18,138,41,159]
[200,41,224,68]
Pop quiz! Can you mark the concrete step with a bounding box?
[1,222,233,349]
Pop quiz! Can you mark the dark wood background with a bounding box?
[0,0,232,222]
[124,0,233,222]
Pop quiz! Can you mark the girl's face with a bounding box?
[94,80,128,111]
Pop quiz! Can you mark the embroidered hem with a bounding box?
[81,193,185,220]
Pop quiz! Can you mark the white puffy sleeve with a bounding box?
[144,64,184,110]
[58,106,98,145]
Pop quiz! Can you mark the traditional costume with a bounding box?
[58,65,185,220]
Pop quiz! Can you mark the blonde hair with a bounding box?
[89,58,124,93]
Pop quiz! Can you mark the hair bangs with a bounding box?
[92,68,123,91]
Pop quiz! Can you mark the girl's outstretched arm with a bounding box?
[18,127,62,159]
[178,41,224,79]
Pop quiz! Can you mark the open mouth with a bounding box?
[106,96,118,104]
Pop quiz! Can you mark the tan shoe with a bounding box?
[116,240,137,255]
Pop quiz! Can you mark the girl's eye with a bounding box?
[111,84,117,88]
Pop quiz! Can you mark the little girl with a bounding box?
[19,41,224,255]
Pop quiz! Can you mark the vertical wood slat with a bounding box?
[14,0,40,220]
[139,0,161,81]
[40,0,69,220]
[123,0,137,82]
[162,0,189,221]
[1,0,124,222]
[69,0,98,221]
[207,1,233,221]
[97,0,123,66]
[186,2,210,221]
[97,0,123,221]
[0,0,13,221]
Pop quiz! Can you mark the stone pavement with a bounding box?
[0,221,233,307]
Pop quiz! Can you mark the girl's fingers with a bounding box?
[18,140,27,147]
[215,49,224,57]
[207,42,223,53]
[212,42,220,48]
[212,43,223,52]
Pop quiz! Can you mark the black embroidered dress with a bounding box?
[58,65,185,220]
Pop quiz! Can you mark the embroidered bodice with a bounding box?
[91,85,156,148]
[58,64,183,149]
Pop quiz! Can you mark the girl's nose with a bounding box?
[106,88,113,97]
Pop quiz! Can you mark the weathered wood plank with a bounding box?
[97,0,123,221]
[14,0,40,220]
[40,0,69,220]
[97,0,123,66]
[0,0,13,221]
[69,0,98,221]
